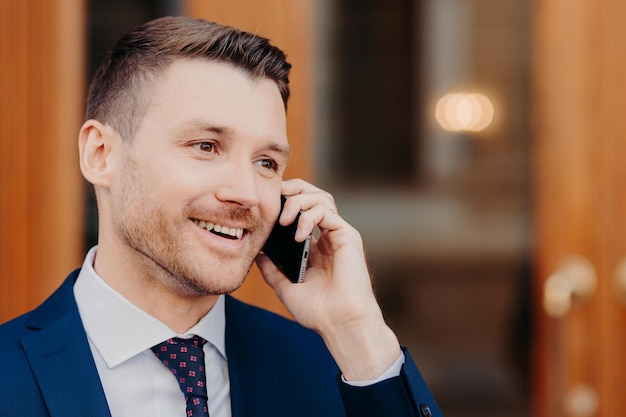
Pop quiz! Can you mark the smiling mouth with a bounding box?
[192,219,245,240]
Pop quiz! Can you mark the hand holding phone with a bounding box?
[261,196,312,283]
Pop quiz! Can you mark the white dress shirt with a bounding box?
[74,247,230,417]
[74,246,403,417]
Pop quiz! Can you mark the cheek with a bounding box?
[260,183,283,217]
[115,159,184,217]
[259,193,283,238]
[147,161,202,199]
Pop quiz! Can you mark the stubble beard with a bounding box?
[113,159,265,298]
[116,205,260,297]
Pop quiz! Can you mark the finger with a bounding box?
[255,254,292,296]
[281,178,318,195]
[280,188,337,225]
[277,195,345,243]
[279,178,345,241]
[282,178,335,202]
[294,204,345,241]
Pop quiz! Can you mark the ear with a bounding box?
[78,119,120,187]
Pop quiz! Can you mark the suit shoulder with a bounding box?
[0,312,29,351]
[225,295,333,359]
[0,270,80,354]
[225,295,317,336]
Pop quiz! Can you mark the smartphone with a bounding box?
[262,196,312,283]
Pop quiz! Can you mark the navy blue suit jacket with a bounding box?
[0,270,442,417]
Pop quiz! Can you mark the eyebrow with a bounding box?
[192,123,235,137]
[268,142,292,160]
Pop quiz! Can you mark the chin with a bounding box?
[186,264,252,297]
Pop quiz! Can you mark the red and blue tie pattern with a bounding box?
[151,336,209,417]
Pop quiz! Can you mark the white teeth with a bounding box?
[194,219,244,240]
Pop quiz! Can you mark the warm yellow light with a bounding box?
[435,92,494,132]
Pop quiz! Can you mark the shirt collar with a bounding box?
[74,246,227,369]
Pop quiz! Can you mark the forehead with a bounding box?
[140,59,288,141]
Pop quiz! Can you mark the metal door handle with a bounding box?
[543,255,597,318]
[564,384,599,417]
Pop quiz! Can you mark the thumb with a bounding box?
[255,254,291,296]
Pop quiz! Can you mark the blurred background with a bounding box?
[2,1,626,416]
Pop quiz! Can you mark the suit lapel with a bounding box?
[225,296,282,417]
[21,271,111,417]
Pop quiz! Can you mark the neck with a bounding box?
[93,244,219,333]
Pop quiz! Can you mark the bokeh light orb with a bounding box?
[435,92,494,132]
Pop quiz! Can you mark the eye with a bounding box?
[256,158,279,172]
[192,141,217,153]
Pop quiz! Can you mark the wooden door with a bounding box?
[0,1,85,323]
[533,0,626,415]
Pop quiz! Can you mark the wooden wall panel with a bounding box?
[183,0,315,316]
[0,1,85,323]
[533,0,626,415]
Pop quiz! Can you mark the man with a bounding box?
[0,16,442,417]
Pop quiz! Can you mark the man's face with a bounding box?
[109,59,289,296]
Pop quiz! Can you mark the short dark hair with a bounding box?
[85,16,292,140]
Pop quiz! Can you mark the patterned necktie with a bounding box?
[151,336,209,417]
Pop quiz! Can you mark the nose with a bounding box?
[214,159,261,208]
